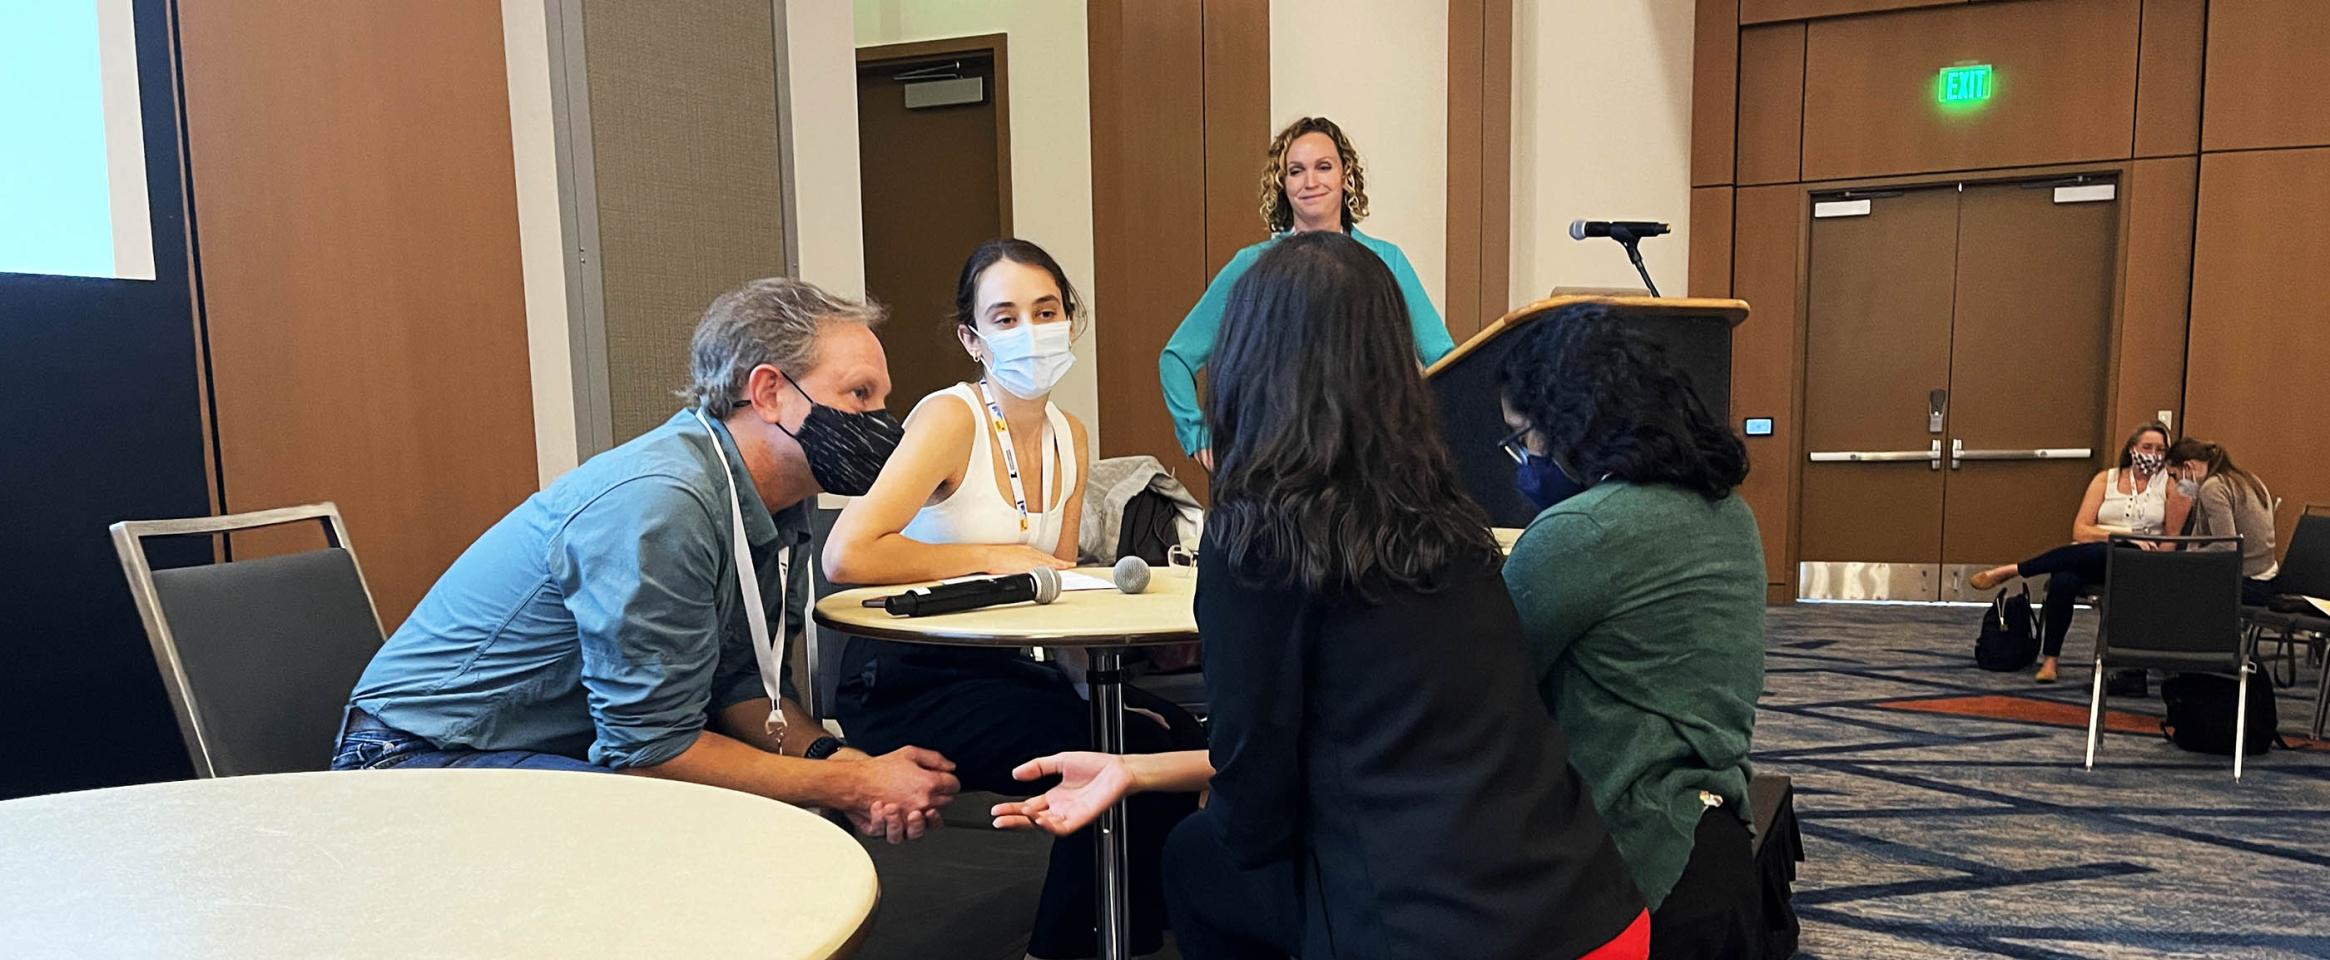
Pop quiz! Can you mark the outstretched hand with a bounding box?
[989,751,1133,836]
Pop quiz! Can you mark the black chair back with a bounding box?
[111,504,386,777]
[2273,506,2330,599]
[805,502,848,720]
[2098,534,2246,672]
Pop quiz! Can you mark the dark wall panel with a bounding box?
[1735,23,1805,185]
[2132,0,2204,158]
[177,0,539,627]
[2200,1,2330,152]
[1799,0,2140,181]
[1729,185,1804,587]
[2186,148,2330,555]
[0,0,209,798]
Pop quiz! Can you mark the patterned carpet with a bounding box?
[1760,602,2330,960]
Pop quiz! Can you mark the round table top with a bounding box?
[815,565,1199,647]
[0,770,877,960]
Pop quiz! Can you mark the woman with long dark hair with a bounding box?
[2166,437,2282,605]
[1967,422,2193,682]
[823,238,1203,960]
[993,232,1649,959]
[1157,115,1455,470]
[1498,305,1767,959]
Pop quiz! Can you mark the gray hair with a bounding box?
[680,278,885,412]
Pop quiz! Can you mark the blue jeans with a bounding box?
[331,708,604,773]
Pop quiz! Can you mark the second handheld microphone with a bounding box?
[863,566,1062,617]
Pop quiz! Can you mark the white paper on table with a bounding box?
[2307,596,2330,619]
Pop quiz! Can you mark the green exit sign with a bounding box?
[1939,64,1994,104]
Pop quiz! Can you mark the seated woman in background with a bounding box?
[1157,115,1454,470]
[822,238,1202,960]
[2167,437,2281,605]
[993,232,1650,960]
[1498,305,1768,960]
[1968,422,2192,683]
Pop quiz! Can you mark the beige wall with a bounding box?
[851,0,1101,442]
[1271,0,1451,318]
[786,1,868,300]
[501,0,580,486]
[1509,0,1695,303]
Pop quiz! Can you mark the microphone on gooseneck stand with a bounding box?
[1568,218,1671,297]
[863,566,1062,617]
[1112,555,1152,594]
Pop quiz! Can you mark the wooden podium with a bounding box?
[1427,295,1750,527]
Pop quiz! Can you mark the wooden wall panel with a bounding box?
[1735,23,1805,185]
[1090,1,1220,499]
[2200,1,2330,152]
[2111,157,2195,442]
[1202,0,1271,279]
[1798,0,2140,182]
[1446,0,1514,336]
[1730,185,1805,587]
[2186,147,2330,556]
[2132,0,2204,158]
[1741,0,1961,24]
[1691,0,1739,187]
[178,1,537,626]
[1689,186,1735,297]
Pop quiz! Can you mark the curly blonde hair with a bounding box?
[1259,116,1368,233]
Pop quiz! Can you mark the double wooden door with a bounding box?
[1798,180,2120,601]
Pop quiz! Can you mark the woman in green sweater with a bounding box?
[1498,304,1768,960]
[1158,115,1454,468]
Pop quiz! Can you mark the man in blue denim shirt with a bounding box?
[338,279,957,842]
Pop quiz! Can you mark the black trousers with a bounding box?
[1649,808,1765,960]
[1160,811,1302,960]
[2017,542,2112,657]
[838,666,1202,959]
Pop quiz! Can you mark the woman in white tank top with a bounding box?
[821,239,1204,959]
[1968,423,2192,683]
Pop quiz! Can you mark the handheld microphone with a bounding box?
[1112,555,1152,594]
[1568,219,1671,241]
[863,566,1061,617]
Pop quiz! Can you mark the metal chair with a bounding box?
[2086,533,2254,778]
[109,503,387,777]
[2244,505,2330,710]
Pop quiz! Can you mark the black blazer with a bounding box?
[1197,542,1644,959]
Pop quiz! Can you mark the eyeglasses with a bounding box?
[1498,427,1533,464]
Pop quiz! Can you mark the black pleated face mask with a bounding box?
[753,374,902,496]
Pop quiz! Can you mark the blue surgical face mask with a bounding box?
[1514,455,1586,511]
[1502,426,1586,511]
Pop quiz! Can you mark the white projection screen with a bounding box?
[0,0,155,281]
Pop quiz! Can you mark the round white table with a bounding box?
[0,770,878,960]
[814,565,1198,960]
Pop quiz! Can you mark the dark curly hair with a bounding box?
[1206,232,1498,597]
[1498,303,1748,500]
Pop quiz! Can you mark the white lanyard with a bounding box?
[975,380,1054,536]
[693,411,789,740]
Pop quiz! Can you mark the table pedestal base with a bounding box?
[1087,648,1132,960]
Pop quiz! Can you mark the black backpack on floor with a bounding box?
[2160,669,2286,756]
[1975,586,2039,671]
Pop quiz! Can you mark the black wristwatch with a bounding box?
[803,736,849,760]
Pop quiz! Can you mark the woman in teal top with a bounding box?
[1158,115,1455,465]
[1497,303,1769,960]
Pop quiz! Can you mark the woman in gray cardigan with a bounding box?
[2166,438,2282,604]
